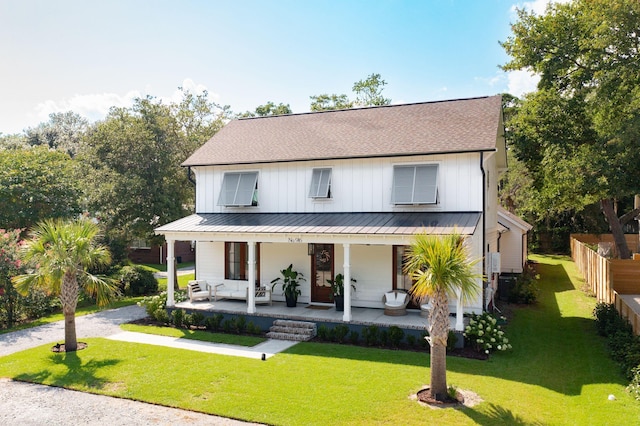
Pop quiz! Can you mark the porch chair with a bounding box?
[250,285,272,305]
[383,290,410,316]
[187,280,212,302]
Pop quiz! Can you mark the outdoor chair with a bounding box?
[187,280,212,302]
[383,290,410,316]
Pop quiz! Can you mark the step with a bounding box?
[269,325,315,336]
[272,319,316,330]
[265,331,314,341]
[268,320,317,342]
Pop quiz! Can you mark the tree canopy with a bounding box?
[239,101,292,118]
[310,73,391,111]
[501,0,640,257]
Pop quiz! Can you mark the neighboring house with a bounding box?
[497,206,533,275]
[155,95,506,329]
[128,239,195,265]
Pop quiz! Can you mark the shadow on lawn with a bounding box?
[14,350,120,390]
[289,258,627,397]
[464,403,544,425]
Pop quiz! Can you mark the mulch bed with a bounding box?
[51,342,88,353]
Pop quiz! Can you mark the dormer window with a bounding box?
[218,171,258,206]
[309,168,332,198]
[392,164,438,204]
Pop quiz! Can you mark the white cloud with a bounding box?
[35,90,141,123]
[161,78,220,105]
[506,69,540,97]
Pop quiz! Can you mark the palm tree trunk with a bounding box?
[428,289,449,401]
[60,272,79,351]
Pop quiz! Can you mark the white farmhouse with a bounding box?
[155,95,507,330]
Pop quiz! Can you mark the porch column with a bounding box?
[342,243,352,322]
[455,288,464,331]
[247,241,256,314]
[166,238,175,307]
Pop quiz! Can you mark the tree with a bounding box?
[24,111,89,157]
[0,133,28,150]
[0,229,26,328]
[310,73,391,111]
[12,219,116,351]
[80,89,226,245]
[352,73,391,106]
[403,233,481,401]
[239,101,292,118]
[309,94,354,112]
[0,147,81,230]
[501,0,640,258]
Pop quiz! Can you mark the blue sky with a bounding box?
[0,0,554,135]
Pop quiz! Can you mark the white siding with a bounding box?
[193,153,484,214]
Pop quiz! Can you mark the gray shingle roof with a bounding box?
[155,212,481,236]
[182,95,503,166]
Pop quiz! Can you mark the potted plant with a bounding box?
[326,273,356,311]
[271,264,306,307]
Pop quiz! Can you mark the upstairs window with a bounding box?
[218,172,258,206]
[392,164,438,204]
[309,168,332,198]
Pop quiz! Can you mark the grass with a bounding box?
[156,273,195,291]
[1,254,639,424]
[137,262,195,273]
[120,324,265,346]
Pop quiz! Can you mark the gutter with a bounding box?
[480,151,487,311]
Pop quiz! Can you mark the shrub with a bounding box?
[508,267,539,304]
[406,334,417,348]
[190,312,205,327]
[333,324,349,343]
[388,326,404,348]
[205,314,223,331]
[447,330,459,352]
[222,318,233,333]
[464,312,512,354]
[235,316,247,333]
[594,302,630,336]
[627,365,640,401]
[182,313,193,329]
[379,329,389,347]
[118,265,158,296]
[246,321,262,335]
[362,325,380,346]
[316,325,329,341]
[349,330,359,345]
[171,309,185,328]
[138,291,187,323]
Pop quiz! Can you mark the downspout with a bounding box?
[187,166,196,186]
[480,152,487,311]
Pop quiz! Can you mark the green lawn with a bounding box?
[0,255,638,425]
[120,324,265,346]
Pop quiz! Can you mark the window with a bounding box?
[309,168,332,198]
[391,164,438,204]
[130,238,150,249]
[218,172,258,206]
[225,242,260,281]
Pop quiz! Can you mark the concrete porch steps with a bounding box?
[266,319,317,341]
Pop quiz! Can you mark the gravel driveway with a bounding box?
[0,305,258,425]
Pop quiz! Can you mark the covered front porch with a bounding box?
[174,298,466,332]
[156,211,484,333]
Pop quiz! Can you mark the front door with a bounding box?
[311,243,334,303]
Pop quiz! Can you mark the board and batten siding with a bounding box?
[193,153,483,214]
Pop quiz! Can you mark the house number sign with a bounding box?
[287,237,303,243]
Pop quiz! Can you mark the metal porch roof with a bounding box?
[155,212,481,236]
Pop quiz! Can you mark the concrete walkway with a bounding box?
[0,304,299,425]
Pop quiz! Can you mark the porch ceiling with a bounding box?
[155,212,481,237]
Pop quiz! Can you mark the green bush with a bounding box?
[138,291,186,323]
[171,309,185,328]
[594,302,630,336]
[388,326,405,348]
[464,312,512,354]
[627,365,640,401]
[246,321,262,335]
[333,324,349,343]
[406,334,417,348]
[190,312,205,327]
[204,314,223,331]
[446,330,458,352]
[118,265,158,296]
[362,325,380,346]
[508,267,539,304]
[316,325,329,341]
[349,330,359,344]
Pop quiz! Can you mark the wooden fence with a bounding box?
[570,234,640,335]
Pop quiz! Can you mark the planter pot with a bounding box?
[334,295,344,311]
[285,294,298,307]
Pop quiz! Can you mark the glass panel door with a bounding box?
[311,244,333,303]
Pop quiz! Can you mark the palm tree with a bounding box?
[404,232,482,401]
[12,218,117,351]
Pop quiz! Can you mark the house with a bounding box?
[497,206,533,274]
[128,239,195,265]
[155,95,506,331]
